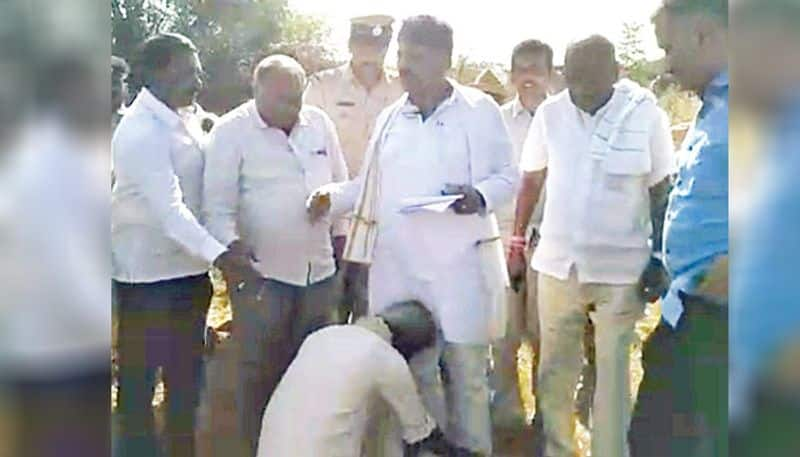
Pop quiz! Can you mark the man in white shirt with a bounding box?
[112,55,129,132]
[256,300,472,457]
[305,14,405,322]
[309,16,517,455]
[1,52,111,457]
[492,38,554,431]
[508,35,674,457]
[203,55,348,456]
[112,33,253,457]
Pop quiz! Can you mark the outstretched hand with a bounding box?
[307,190,332,223]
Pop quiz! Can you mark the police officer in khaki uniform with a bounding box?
[306,14,403,322]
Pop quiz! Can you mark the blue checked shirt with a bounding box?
[661,72,729,327]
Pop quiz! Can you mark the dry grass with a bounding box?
[200,274,661,457]
[110,272,662,456]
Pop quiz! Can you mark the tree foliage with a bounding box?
[617,21,661,87]
[111,0,334,112]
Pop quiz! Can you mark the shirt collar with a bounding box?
[132,87,182,129]
[510,95,539,119]
[354,316,393,343]
[511,96,525,118]
[249,100,311,131]
[572,89,616,120]
[400,78,460,115]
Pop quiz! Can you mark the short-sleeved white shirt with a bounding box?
[519,84,675,284]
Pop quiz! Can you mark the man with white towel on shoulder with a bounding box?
[507,35,675,457]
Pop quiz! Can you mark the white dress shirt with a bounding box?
[203,101,349,287]
[325,82,518,343]
[1,118,110,377]
[305,64,403,177]
[256,320,436,457]
[520,83,675,285]
[111,88,226,283]
[499,96,544,244]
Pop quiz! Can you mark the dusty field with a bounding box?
[111,269,659,457]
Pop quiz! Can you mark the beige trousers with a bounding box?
[537,268,644,457]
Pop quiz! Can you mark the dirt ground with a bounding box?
[112,270,660,457]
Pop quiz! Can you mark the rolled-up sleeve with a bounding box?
[116,126,226,264]
[203,123,242,247]
[374,347,437,444]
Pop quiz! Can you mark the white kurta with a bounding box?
[324,82,518,344]
[256,323,435,457]
[369,96,489,344]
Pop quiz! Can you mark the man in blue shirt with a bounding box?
[629,1,729,456]
[729,1,800,454]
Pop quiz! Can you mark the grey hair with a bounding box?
[252,54,306,88]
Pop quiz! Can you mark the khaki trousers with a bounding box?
[537,268,644,457]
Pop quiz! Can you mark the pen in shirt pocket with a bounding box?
[475,236,501,247]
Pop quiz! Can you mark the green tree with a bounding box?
[111,0,332,112]
[617,21,659,87]
[274,11,338,74]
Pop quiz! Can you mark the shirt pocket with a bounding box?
[301,140,334,191]
[587,147,651,246]
[603,140,651,192]
[334,100,356,122]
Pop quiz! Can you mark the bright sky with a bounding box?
[288,0,665,67]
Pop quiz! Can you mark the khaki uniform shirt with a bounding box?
[306,63,403,177]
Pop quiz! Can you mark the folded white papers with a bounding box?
[398,194,464,214]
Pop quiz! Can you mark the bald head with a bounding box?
[253,54,306,88]
[252,54,307,134]
[565,35,616,67]
[564,35,619,114]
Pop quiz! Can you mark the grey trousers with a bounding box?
[231,274,342,456]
